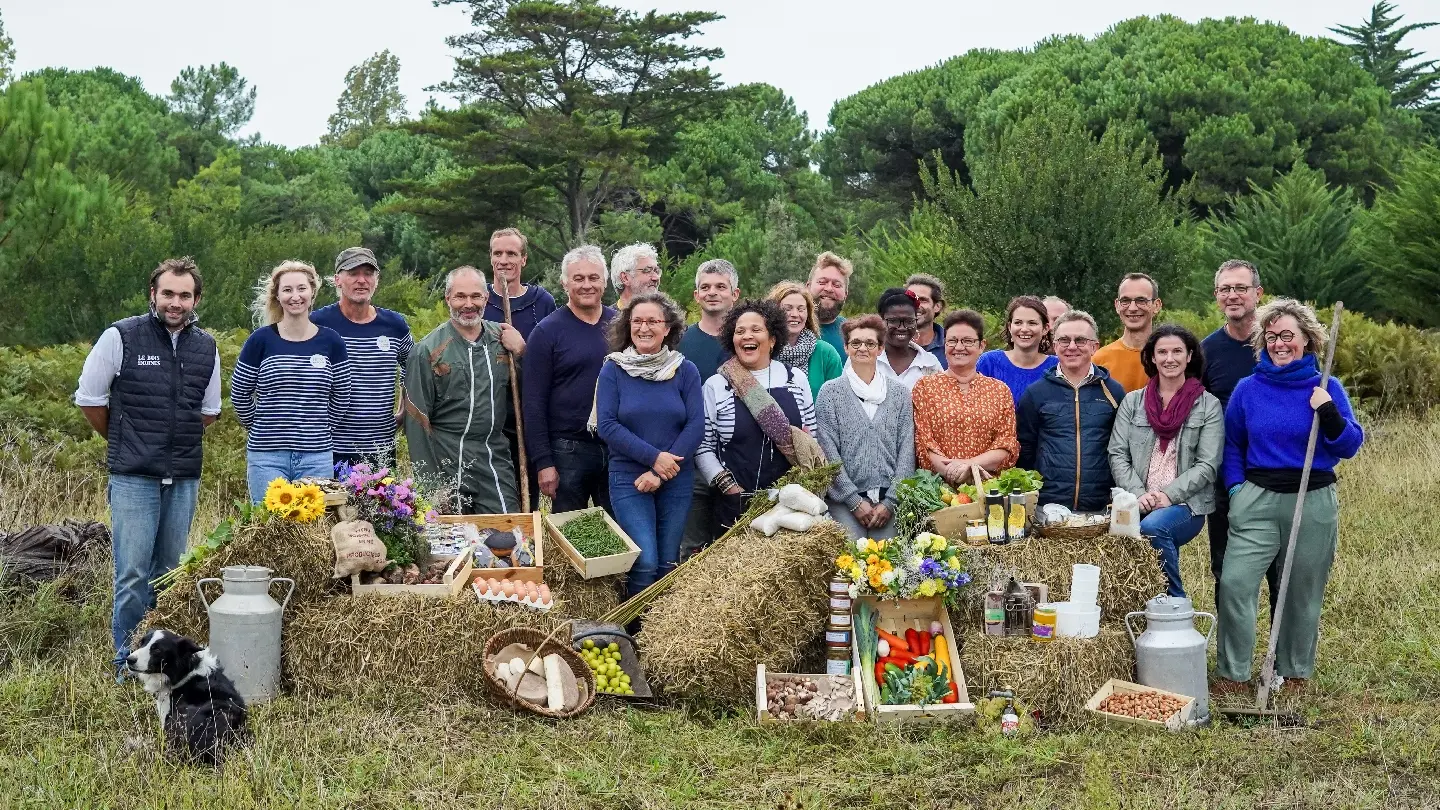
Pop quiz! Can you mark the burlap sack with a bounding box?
[331,519,388,578]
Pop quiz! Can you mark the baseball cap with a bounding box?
[335,247,379,273]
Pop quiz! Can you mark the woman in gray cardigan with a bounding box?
[816,315,915,539]
[1108,325,1223,598]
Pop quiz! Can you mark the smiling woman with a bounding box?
[765,281,843,398]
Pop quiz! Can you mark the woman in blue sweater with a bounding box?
[1214,298,1364,698]
[976,295,1058,404]
[594,292,705,596]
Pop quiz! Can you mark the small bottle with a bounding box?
[1001,699,1020,736]
[1006,494,1028,541]
[965,519,989,547]
[1031,603,1056,642]
[986,489,1008,545]
[984,587,1006,636]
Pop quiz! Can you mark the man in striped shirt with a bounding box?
[312,247,414,468]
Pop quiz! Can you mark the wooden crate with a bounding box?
[436,512,545,585]
[350,546,474,597]
[852,597,974,722]
[545,508,641,579]
[1085,678,1197,732]
[755,664,867,723]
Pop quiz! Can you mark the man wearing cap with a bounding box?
[311,247,414,469]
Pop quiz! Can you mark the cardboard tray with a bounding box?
[852,596,974,721]
[350,546,473,597]
[435,512,545,585]
[755,664,867,723]
[1085,678,1197,732]
[545,508,641,579]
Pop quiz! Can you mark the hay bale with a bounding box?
[636,520,847,709]
[959,625,1134,729]
[957,534,1166,623]
[140,516,338,642]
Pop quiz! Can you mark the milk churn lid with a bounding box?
[221,565,274,581]
[1145,594,1193,618]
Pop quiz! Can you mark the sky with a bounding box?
[9,0,1440,148]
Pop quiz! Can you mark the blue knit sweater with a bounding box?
[595,359,706,478]
[1222,355,1364,490]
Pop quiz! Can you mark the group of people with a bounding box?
[79,237,1361,697]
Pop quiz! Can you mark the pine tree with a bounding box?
[1330,2,1439,110]
[324,50,407,148]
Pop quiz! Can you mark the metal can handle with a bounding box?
[270,577,296,612]
[1194,610,1216,644]
[1124,610,1145,645]
[197,578,221,609]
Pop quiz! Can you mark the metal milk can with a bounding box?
[197,565,295,705]
[1125,595,1215,720]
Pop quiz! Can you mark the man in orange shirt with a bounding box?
[1092,273,1162,392]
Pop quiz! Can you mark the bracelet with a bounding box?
[713,471,738,494]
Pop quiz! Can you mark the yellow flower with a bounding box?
[849,564,863,580]
[868,572,884,589]
[263,479,298,514]
[930,536,947,552]
[917,579,939,597]
[878,559,893,572]
[866,554,880,566]
[835,554,854,570]
[382,476,395,485]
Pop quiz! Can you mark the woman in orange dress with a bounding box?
[911,310,1020,486]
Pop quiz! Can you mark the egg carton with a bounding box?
[472,580,554,612]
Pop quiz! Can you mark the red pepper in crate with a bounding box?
[942,680,960,703]
[875,661,887,685]
[916,630,931,656]
[904,628,920,654]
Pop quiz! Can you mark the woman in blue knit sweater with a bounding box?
[594,292,705,597]
[1214,298,1364,698]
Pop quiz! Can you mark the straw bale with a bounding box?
[139,516,339,643]
[959,624,1134,729]
[955,534,1166,625]
[636,519,847,709]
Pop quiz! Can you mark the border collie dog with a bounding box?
[126,629,251,765]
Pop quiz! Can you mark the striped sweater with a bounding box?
[310,304,413,455]
[696,361,815,487]
[231,324,352,453]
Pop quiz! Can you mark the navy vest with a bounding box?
[105,314,217,479]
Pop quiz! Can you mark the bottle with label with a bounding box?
[1001,698,1020,735]
[984,587,1006,636]
[986,488,1008,545]
[965,519,989,547]
[1006,494,1028,540]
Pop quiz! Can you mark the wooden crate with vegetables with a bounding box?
[435,512,545,585]
[755,664,866,723]
[852,596,973,722]
[350,546,474,597]
[546,507,641,579]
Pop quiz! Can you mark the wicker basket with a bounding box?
[484,626,597,719]
[1036,522,1110,541]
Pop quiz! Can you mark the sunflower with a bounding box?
[263,479,299,515]
[292,484,327,522]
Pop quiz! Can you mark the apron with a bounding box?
[714,369,805,531]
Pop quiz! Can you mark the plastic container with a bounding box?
[1070,564,1101,607]
[1031,603,1056,641]
[983,588,1006,636]
[1054,601,1101,638]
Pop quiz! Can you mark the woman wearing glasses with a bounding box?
[1213,298,1363,698]
[766,282,844,399]
[594,292,705,596]
[875,287,942,390]
[815,315,915,539]
[911,310,1019,486]
[977,295,1060,405]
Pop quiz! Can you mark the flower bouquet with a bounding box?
[336,462,438,566]
[835,531,972,605]
[262,478,327,523]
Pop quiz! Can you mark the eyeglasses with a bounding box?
[1054,336,1096,348]
[944,337,981,349]
[448,293,487,303]
[884,317,917,328]
[1215,285,1254,296]
[631,318,665,329]
[846,339,879,350]
[1263,330,1297,345]
[1117,297,1154,307]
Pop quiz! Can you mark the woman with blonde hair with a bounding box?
[231,260,352,502]
[765,281,843,398]
[1214,298,1363,698]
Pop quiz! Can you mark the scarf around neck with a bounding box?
[844,363,887,418]
[585,347,685,433]
[720,358,799,465]
[1144,376,1205,451]
[1255,352,1319,385]
[776,329,818,372]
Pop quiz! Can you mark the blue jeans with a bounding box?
[247,450,335,503]
[1141,504,1207,598]
[609,468,693,598]
[550,438,612,515]
[109,474,200,665]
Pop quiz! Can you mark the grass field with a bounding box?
[1,419,1438,809]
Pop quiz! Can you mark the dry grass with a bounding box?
[960,625,1135,728]
[957,533,1168,623]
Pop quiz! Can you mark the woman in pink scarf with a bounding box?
[1107,325,1223,598]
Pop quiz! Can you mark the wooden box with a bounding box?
[350,547,473,597]
[545,508,641,579]
[436,512,545,585]
[1085,678,1197,732]
[755,664,867,723]
[852,597,974,722]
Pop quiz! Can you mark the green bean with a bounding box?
[560,511,628,558]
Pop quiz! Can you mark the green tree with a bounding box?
[1330,2,1439,110]
[919,104,1197,327]
[1353,145,1440,327]
[408,0,724,256]
[168,63,257,137]
[0,11,16,85]
[1200,162,1371,311]
[324,50,407,148]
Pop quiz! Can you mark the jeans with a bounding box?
[609,468,694,597]
[549,438,612,515]
[826,497,897,541]
[679,476,717,560]
[1209,479,1279,615]
[247,450,335,503]
[1141,504,1206,598]
[109,474,200,666]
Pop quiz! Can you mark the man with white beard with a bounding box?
[404,266,526,514]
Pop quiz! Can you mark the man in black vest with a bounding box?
[74,258,221,680]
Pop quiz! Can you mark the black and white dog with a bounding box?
[126,629,251,765]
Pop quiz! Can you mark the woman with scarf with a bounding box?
[766,282,844,398]
[815,315,915,539]
[1214,299,1363,697]
[594,292,705,596]
[697,299,824,536]
[1107,325,1223,598]
[911,310,1020,485]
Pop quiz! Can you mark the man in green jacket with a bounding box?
[405,266,526,514]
